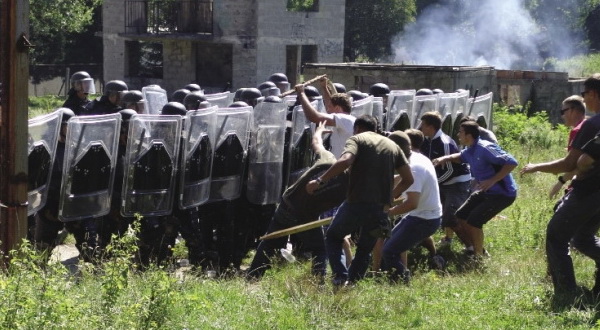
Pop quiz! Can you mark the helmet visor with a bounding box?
[275,82,290,93]
[79,78,96,94]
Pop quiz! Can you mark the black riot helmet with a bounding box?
[264,95,283,103]
[198,100,211,109]
[229,101,249,108]
[184,83,202,92]
[268,73,288,83]
[104,80,128,96]
[348,90,367,101]
[304,85,321,99]
[233,88,246,102]
[369,83,390,97]
[416,88,433,96]
[183,91,207,110]
[70,71,95,94]
[120,90,146,113]
[258,81,276,91]
[58,107,76,124]
[171,88,191,103]
[268,73,290,93]
[240,88,263,106]
[120,90,144,105]
[119,109,137,122]
[161,102,187,116]
[333,83,346,93]
[265,86,281,96]
[432,88,444,94]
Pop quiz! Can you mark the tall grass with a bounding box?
[8,103,600,328]
[554,53,600,78]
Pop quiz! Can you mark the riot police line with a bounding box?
[28,72,493,275]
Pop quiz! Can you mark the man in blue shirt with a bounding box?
[433,120,518,257]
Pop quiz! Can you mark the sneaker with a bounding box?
[432,254,446,270]
[483,249,491,258]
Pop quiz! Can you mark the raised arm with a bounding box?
[295,84,335,126]
[318,77,335,114]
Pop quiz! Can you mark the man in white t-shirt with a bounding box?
[382,129,443,283]
[295,83,355,157]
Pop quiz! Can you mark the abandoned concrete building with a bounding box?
[102,0,345,94]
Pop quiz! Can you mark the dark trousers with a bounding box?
[546,189,600,294]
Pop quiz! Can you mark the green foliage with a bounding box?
[28,95,66,118]
[29,0,103,82]
[30,0,102,36]
[345,0,417,62]
[287,0,317,12]
[554,53,600,78]
[493,103,568,153]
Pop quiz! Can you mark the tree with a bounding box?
[344,0,416,62]
[29,0,103,83]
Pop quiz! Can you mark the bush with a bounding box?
[493,103,568,151]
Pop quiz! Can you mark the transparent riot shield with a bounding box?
[179,106,217,209]
[142,85,168,114]
[205,91,235,108]
[122,114,182,217]
[246,101,287,205]
[467,92,493,129]
[209,106,252,201]
[313,96,327,113]
[286,105,314,188]
[386,90,415,132]
[438,93,458,135]
[59,113,121,221]
[411,94,440,129]
[372,97,384,130]
[28,110,62,215]
[284,95,297,108]
[351,96,374,118]
[449,90,469,136]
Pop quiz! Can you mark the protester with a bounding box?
[381,130,443,283]
[420,111,471,248]
[521,74,600,299]
[247,121,349,279]
[306,115,414,286]
[547,95,586,199]
[433,120,518,258]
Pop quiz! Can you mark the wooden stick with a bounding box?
[259,217,333,240]
[280,74,328,97]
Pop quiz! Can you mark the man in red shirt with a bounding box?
[548,95,586,198]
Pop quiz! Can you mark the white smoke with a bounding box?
[392,0,584,70]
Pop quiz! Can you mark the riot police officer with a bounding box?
[63,71,95,115]
[120,90,146,113]
[84,80,128,115]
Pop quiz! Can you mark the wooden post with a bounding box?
[0,0,30,258]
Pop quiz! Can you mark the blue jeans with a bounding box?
[325,202,386,283]
[382,215,441,280]
[547,189,600,294]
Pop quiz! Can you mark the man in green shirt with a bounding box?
[306,115,414,286]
